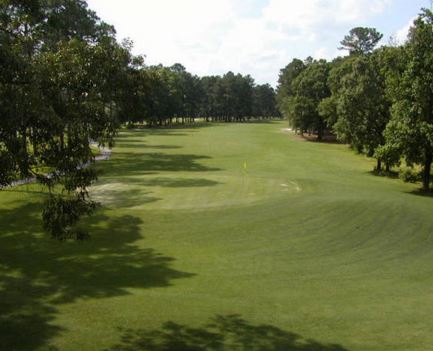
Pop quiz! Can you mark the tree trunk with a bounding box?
[21,127,28,173]
[424,97,433,191]
[317,129,322,141]
[32,136,39,158]
[317,119,324,141]
[60,131,65,150]
[376,158,382,173]
[422,150,432,192]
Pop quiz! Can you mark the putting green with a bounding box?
[1,121,433,351]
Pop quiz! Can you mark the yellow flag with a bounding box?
[243,162,247,170]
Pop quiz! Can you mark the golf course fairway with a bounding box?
[1,121,433,351]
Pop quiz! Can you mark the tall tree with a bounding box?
[0,0,124,238]
[318,57,347,129]
[252,84,278,118]
[289,59,330,140]
[382,9,433,191]
[331,55,391,171]
[276,59,306,120]
[339,27,383,55]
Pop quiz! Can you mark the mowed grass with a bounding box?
[1,121,433,351]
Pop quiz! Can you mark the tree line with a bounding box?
[276,9,433,192]
[0,0,278,239]
[122,62,279,127]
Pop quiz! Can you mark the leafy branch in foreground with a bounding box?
[0,1,129,239]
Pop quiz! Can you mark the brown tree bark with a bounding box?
[422,150,432,192]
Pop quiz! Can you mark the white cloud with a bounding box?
[394,17,415,44]
[87,0,393,85]
[313,47,341,60]
[261,0,391,31]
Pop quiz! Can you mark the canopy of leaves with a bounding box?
[382,9,433,190]
[0,0,126,238]
[339,27,383,55]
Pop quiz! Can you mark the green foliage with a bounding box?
[318,96,338,126]
[333,56,390,161]
[286,60,330,139]
[277,28,399,172]
[118,65,277,126]
[374,143,401,169]
[339,27,383,55]
[276,58,306,119]
[42,195,96,240]
[0,0,279,238]
[399,167,422,183]
[277,16,433,186]
[0,0,121,238]
[382,9,433,190]
[198,71,256,122]
[252,84,279,118]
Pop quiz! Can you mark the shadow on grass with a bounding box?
[406,188,433,198]
[296,134,342,144]
[116,130,192,138]
[138,177,220,188]
[235,119,279,124]
[117,143,183,150]
[0,203,194,350]
[0,275,62,351]
[367,170,400,179]
[367,171,433,198]
[100,153,221,178]
[138,122,217,131]
[1,187,48,195]
[99,177,220,188]
[106,314,348,351]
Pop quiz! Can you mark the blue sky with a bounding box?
[87,0,430,86]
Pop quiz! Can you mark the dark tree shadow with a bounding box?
[1,187,48,195]
[0,202,194,350]
[297,134,342,144]
[117,144,183,150]
[0,275,62,351]
[367,172,433,196]
[106,314,349,351]
[100,153,220,178]
[138,177,219,188]
[235,119,278,124]
[144,123,216,131]
[114,137,152,142]
[367,170,399,179]
[117,130,191,138]
[406,189,433,198]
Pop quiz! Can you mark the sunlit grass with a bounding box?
[1,121,432,351]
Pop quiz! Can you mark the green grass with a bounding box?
[1,121,433,351]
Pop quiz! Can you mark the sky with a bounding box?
[87,0,430,86]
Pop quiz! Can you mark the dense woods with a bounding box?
[276,9,433,192]
[123,65,279,126]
